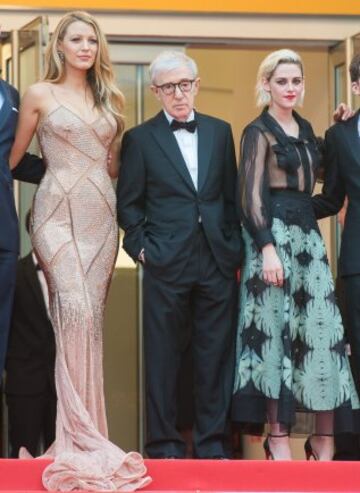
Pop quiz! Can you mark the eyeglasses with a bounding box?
[155,79,195,95]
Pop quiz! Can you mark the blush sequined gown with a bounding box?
[29,96,150,491]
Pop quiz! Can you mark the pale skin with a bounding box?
[261,63,334,461]
[9,20,118,178]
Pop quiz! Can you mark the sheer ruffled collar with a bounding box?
[260,107,312,147]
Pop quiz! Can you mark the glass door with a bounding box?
[0,16,48,456]
[351,34,360,109]
[2,17,49,256]
[326,40,348,275]
[15,17,49,256]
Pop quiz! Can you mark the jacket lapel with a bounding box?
[150,111,196,193]
[0,80,13,134]
[197,112,214,192]
[343,110,360,165]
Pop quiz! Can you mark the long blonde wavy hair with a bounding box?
[43,11,125,138]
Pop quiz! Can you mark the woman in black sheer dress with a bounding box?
[232,49,359,461]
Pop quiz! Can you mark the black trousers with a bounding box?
[334,274,360,460]
[6,389,57,458]
[143,226,238,458]
[0,250,17,378]
[344,274,360,398]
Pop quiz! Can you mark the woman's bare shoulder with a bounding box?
[24,81,55,97]
[21,81,56,112]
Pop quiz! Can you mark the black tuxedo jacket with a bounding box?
[5,253,56,395]
[116,110,242,282]
[0,79,45,253]
[312,110,360,276]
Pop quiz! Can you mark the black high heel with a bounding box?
[263,433,289,460]
[304,434,333,461]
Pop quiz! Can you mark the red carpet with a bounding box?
[0,458,359,492]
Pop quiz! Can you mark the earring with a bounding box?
[57,51,64,63]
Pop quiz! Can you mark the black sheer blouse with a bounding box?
[238,108,322,250]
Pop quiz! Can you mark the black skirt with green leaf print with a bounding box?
[232,109,359,431]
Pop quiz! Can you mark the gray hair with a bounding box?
[149,50,198,84]
[256,49,304,107]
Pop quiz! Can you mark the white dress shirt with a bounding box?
[164,109,198,190]
[0,89,4,111]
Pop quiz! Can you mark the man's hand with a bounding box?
[107,151,112,168]
[138,248,145,264]
[333,102,355,122]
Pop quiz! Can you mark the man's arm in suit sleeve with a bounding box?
[11,152,45,185]
[116,131,146,261]
[223,123,238,225]
[312,127,346,219]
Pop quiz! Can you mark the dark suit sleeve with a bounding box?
[12,153,45,185]
[116,131,146,261]
[223,124,238,225]
[312,127,346,219]
[12,86,20,108]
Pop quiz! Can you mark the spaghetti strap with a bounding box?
[45,85,106,127]
[49,85,62,106]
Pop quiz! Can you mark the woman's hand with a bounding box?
[262,243,284,287]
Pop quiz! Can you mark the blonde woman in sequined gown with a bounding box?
[9,11,150,492]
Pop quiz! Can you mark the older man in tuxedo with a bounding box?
[0,75,44,382]
[117,51,242,459]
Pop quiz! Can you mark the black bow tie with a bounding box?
[170,119,197,133]
[35,263,42,271]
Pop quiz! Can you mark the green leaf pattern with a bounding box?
[234,219,360,411]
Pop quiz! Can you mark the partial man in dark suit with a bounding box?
[312,53,360,446]
[117,51,242,459]
[332,201,360,460]
[0,75,45,381]
[5,211,56,458]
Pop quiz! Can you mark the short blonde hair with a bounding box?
[256,49,304,107]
